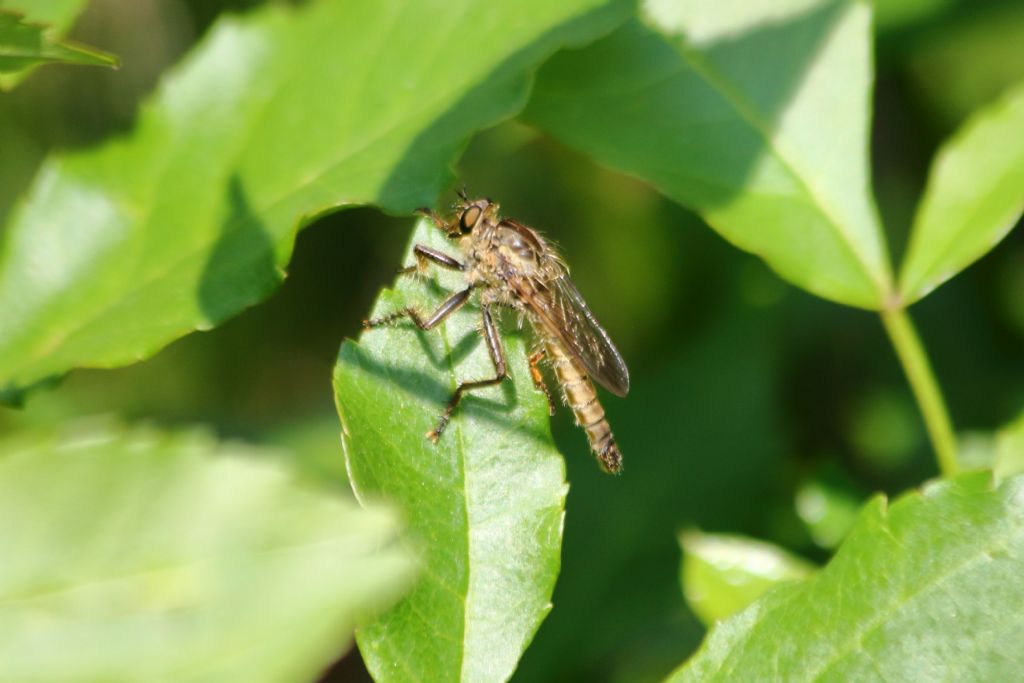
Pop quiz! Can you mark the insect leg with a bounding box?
[398,244,464,276]
[528,349,556,416]
[363,287,471,330]
[415,208,453,234]
[427,304,507,442]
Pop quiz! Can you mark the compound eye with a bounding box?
[460,205,481,233]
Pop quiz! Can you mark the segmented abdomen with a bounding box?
[544,338,623,474]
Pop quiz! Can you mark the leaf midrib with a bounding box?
[433,287,476,682]
[3,2,611,385]
[808,523,1014,680]
[0,533,383,607]
[712,499,1022,680]
[670,31,891,302]
[6,47,498,378]
[5,28,282,371]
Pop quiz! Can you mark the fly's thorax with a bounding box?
[496,221,541,262]
[457,224,496,285]
[463,245,505,291]
[496,221,568,282]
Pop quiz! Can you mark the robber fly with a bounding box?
[363,193,630,474]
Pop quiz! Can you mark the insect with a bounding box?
[363,193,630,474]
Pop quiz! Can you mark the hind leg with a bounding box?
[528,348,556,416]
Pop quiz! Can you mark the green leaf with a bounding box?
[899,81,1024,304]
[260,414,353,493]
[0,0,90,36]
[873,0,955,31]
[333,219,567,683]
[668,472,1024,682]
[994,410,1024,482]
[679,530,815,627]
[524,0,893,309]
[0,0,631,403]
[0,420,416,683]
[0,7,117,88]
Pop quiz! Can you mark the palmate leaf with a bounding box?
[0,6,116,88]
[899,81,1024,304]
[668,472,1024,682]
[525,0,893,309]
[0,421,416,683]
[333,220,567,683]
[679,531,815,627]
[0,0,631,403]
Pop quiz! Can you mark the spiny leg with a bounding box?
[415,207,453,234]
[398,244,464,277]
[363,286,471,330]
[528,349,556,416]
[427,304,507,442]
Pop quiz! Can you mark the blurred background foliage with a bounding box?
[1,0,1023,680]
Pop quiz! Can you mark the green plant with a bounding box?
[0,1,116,89]
[0,421,415,682]
[1,0,1023,681]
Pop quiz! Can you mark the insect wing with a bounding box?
[519,272,629,397]
[552,275,630,396]
[497,218,629,396]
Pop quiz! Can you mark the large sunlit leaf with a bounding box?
[0,421,416,683]
[668,472,1024,682]
[899,81,1024,304]
[333,220,568,683]
[0,0,631,403]
[525,0,893,309]
[0,6,116,88]
[679,530,815,627]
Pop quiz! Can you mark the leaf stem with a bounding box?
[880,308,958,477]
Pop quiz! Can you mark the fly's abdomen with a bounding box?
[544,339,623,474]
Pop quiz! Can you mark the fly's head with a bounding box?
[450,195,499,238]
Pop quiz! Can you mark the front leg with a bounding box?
[398,244,465,277]
[427,304,507,442]
[415,207,456,236]
[363,286,471,330]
